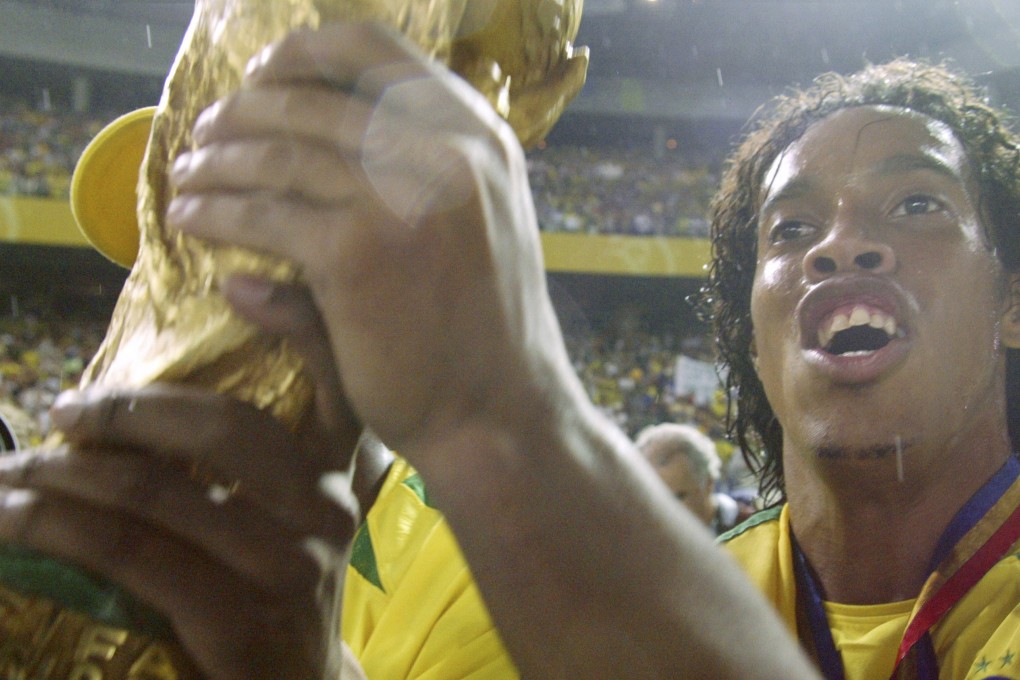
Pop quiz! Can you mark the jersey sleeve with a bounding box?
[342,457,518,679]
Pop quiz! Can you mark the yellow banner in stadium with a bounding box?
[0,196,711,277]
[0,196,89,248]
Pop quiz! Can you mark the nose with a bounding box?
[803,224,896,281]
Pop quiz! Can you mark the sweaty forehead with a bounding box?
[760,105,970,207]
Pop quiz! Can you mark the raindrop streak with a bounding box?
[716,67,724,87]
[146,24,152,48]
[820,48,830,65]
[41,88,50,111]
[895,436,904,483]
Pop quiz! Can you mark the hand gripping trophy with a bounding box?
[0,1,587,676]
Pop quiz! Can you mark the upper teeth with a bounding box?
[818,305,898,349]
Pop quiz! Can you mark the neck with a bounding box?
[784,433,1011,605]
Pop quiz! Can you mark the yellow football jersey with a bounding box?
[343,457,519,679]
[722,505,1020,680]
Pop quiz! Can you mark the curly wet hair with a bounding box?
[699,58,1020,504]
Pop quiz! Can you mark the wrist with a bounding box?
[400,354,590,488]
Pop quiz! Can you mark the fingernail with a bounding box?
[245,49,269,78]
[50,391,84,431]
[166,196,190,228]
[223,274,275,305]
[171,152,191,184]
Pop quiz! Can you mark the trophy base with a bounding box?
[0,544,202,678]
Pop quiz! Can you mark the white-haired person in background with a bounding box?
[636,423,740,534]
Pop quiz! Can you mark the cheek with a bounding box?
[925,251,1005,327]
[750,259,799,347]
[755,256,789,291]
[750,262,802,412]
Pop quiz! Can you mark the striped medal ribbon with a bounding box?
[792,456,1020,680]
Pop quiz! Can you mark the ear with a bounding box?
[1001,271,1020,349]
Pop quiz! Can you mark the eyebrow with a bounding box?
[870,153,963,182]
[759,152,964,215]
[759,177,815,215]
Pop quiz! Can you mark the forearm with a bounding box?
[409,382,818,680]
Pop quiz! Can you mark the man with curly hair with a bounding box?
[708,59,1020,679]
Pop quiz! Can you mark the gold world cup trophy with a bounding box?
[0,1,587,676]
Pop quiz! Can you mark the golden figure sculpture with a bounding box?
[83,0,588,429]
[0,1,587,676]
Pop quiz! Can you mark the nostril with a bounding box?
[855,251,883,269]
[813,256,837,274]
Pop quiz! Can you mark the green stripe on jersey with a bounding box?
[403,473,435,508]
[716,505,783,543]
[350,523,383,591]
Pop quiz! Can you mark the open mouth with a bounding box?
[817,304,902,356]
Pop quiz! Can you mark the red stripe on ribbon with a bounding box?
[894,503,1020,668]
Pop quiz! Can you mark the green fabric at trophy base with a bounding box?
[0,545,202,679]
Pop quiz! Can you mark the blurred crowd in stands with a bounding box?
[0,291,757,504]
[1,97,720,237]
[528,145,718,237]
[0,298,106,446]
[0,96,758,504]
[566,325,718,436]
[0,97,113,199]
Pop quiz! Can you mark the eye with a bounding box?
[891,194,945,217]
[768,220,815,244]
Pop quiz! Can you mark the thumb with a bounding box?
[222,274,359,443]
